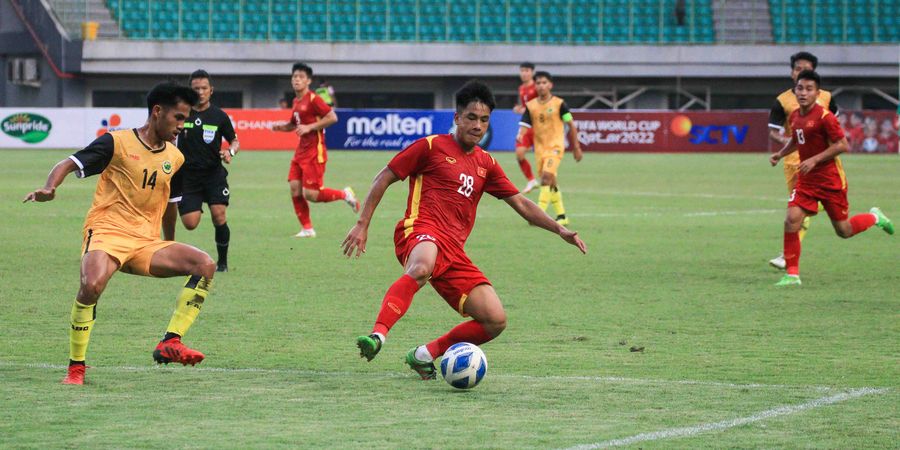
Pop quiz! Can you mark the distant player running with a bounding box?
[344,81,586,379]
[271,62,359,238]
[177,69,239,272]
[769,70,893,286]
[517,71,583,225]
[513,62,539,193]
[23,83,217,385]
[767,51,840,270]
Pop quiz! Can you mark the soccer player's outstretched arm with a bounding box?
[22,158,79,203]
[504,193,587,254]
[342,166,401,258]
[770,135,797,166]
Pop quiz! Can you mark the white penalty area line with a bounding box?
[573,189,785,203]
[561,208,781,219]
[561,387,889,450]
[1,361,843,392]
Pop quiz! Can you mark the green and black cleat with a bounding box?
[405,348,437,380]
[356,334,382,362]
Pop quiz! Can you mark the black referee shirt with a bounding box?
[177,105,236,171]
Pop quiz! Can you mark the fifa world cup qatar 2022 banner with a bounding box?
[573,111,771,152]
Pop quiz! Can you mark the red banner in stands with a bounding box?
[572,111,770,152]
[223,108,295,150]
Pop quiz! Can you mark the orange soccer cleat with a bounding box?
[62,363,86,385]
[152,337,205,366]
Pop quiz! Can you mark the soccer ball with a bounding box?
[440,342,487,389]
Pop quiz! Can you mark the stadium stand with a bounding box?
[100,0,717,44]
[770,0,900,43]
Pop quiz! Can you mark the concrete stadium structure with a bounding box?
[2,0,897,111]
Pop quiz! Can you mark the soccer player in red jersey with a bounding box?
[271,62,359,238]
[769,70,894,286]
[344,81,587,379]
[514,62,540,193]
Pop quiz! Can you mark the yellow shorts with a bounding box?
[81,227,175,276]
[536,150,563,177]
[782,152,800,193]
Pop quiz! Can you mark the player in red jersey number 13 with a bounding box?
[769,70,893,286]
[342,81,587,380]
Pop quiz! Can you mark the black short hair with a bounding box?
[455,80,496,112]
[795,69,821,87]
[790,51,818,69]
[292,62,313,77]
[189,69,210,83]
[534,71,553,82]
[519,62,535,70]
[146,82,199,114]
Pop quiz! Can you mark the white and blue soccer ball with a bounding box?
[440,342,487,389]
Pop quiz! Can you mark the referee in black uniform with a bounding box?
[177,69,239,272]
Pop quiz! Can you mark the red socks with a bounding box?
[316,188,346,203]
[425,320,493,360]
[783,231,801,276]
[291,195,312,229]
[849,213,877,236]
[372,275,420,337]
[518,158,534,181]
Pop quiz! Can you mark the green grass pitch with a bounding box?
[1,149,897,448]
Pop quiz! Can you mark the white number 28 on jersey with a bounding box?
[457,173,474,197]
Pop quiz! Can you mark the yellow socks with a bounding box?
[69,300,96,362]
[538,186,551,211]
[550,186,566,218]
[798,215,811,241]
[165,275,212,337]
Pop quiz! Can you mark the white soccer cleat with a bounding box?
[294,228,317,238]
[343,187,360,213]
[768,254,786,270]
[522,179,539,194]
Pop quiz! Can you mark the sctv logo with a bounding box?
[670,115,749,144]
[346,114,432,136]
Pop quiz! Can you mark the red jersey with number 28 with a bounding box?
[789,103,847,190]
[388,134,520,249]
[519,82,538,108]
[290,91,332,163]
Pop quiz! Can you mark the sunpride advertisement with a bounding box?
[326,109,522,152]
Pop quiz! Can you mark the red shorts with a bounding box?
[287,156,325,190]
[789,184,849,221]
[394,227,490,316]
[516,127,534,148]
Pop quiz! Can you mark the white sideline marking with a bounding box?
[562,208,781,219]
[576,189,784,203]
[0,361,840,391]
[561,387,888,450]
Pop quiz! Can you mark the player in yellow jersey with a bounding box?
[767,52,840,270]
[23,83,217,385]
[517,71,583,225]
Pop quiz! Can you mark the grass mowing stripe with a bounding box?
[1,361,854,391]
[562,387,889,450]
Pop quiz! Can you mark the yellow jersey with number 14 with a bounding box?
[69,129,184,239]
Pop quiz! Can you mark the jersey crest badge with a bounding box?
[162,160,173,174]
[202,126,216,144]
[194,118,202,126]
[445,157,457,164]
[476,167,487,178]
